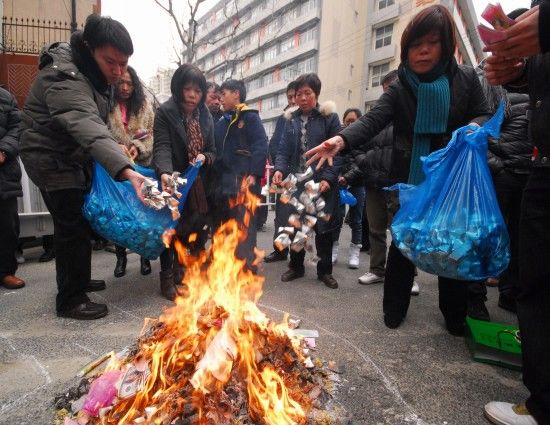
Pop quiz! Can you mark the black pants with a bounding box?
[383,242,468,324]
[272,197,292,251]
[289,230,333,277]
[0,197,19,280]
[40,189,91,311]
[493,170,528,298]
[517,168,550,423]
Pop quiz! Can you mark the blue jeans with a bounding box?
[333,185,366,245]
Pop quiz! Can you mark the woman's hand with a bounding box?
[246,175,257,186]
[272,170,283,185]
[483,6,540,59]
[319,180,331,193]
[483,54,525,86]
[338,176,347,186]
[119,168,146,202]
[192,153,205,164]
[305,136,345,170]
[128,145,139,160]
[160,173,172,194]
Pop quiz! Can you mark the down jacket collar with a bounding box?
[283,101,336,120]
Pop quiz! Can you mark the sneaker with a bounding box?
[332,242,339,264]
[411,281,420,296]
[358,272,383,285]
[484,402,537,425]
[348,243,361,269]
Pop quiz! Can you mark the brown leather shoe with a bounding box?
[318,274,338,289]
[281,269,304,282]
[1,275,25,289]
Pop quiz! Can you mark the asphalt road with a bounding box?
[0,210,528,424]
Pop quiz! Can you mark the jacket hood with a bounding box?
[283,101,336,120]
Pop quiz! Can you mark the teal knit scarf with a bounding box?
[403,64,450,185]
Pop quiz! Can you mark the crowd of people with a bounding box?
[0,2,548,423]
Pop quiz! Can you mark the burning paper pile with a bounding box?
[56,183,350,425]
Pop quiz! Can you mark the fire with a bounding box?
[98,179,309,424]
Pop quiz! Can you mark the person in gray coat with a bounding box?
[19,15,145,320]
[0,87,24,290]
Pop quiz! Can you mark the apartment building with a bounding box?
[192,0,369,135]
[362,0,484,109]
[148,67,175,104]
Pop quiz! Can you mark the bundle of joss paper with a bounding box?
[478,3,515,45]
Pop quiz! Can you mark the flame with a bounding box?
[104,178,308,424]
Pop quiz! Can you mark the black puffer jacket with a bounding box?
[340,59,490,183]
[358,125,393,189]
[0,87,22,199]
[340,146,365,187]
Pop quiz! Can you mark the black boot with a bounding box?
[114,245,127,278]
[140,257,151,275]
[159,270,177,301]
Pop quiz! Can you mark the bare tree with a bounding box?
[153,0,241,65]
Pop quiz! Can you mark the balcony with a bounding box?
[368,2,399,26]
[367,43,396,65]
[247,79,288,102]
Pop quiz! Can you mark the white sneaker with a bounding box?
[484,402,537,425]
[332,242,339,264]
[411,281,420,296]
[358,272,384,285]
[348,243,361,269]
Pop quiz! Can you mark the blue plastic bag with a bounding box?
[339,188,357,206]
[389,103,510,280]
[83,162,201,260]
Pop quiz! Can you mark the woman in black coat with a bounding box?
[306,5,490,334]
[272,73,342,289]
[153,64,216,300]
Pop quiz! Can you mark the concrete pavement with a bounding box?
[0,211,527,424]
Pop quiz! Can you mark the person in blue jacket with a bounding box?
[214,79,268,268]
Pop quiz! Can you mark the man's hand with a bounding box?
[0,151,5,166]
[272,171,283,185]
[484,6,540,58]
[338,176,347,186]
[119,168,146,201]
[483,54,525,86]
[319,180,331,193]
[305,136,345,170]
[160,173,172,194]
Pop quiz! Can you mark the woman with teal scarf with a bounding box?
[306,5,490,336]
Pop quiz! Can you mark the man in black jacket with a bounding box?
[484,2,550,424]
[19,15,145,320]
[0,87,24,290]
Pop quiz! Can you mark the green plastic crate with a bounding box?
[465,317,522,371]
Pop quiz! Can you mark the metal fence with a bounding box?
[1,17,74,54]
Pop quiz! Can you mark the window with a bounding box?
[263,72,274,86]
[250,53,261,67]
[264,95,277,111]
[280,36,294,53]
[378,0,394,9]
[263,45,277,62]
[301,26,318,44]
[371,62,390,87]
[375,24,393,49]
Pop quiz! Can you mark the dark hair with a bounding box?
[382,70,398,87]
[507,8,528,19]
[343,108,362,122]
[206,81,221,93]
[400,5,456,64]
[115,65,145,117]
[294,73,322,97]
[286,81,297,93]
[83,14,133,56]
[220,79,247,102]
[170,64,207,106]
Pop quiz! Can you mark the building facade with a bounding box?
[148,67,175,104]
[362,0,484,109]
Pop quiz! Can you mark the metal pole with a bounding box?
[70,0,77,33]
